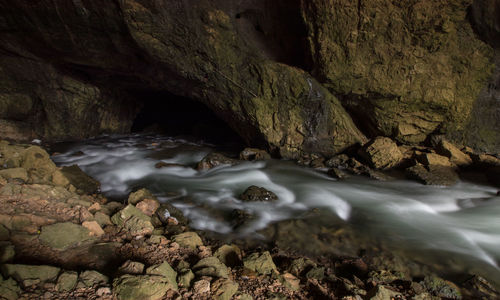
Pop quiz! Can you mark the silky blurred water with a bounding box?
[52,134,500,286]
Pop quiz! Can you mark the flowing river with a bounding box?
[51,134,500,287]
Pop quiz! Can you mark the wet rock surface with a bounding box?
[239,185,279,202]
[0,140,499,300]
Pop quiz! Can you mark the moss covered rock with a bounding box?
[39,222,96,250]
[113,275,175,300]
[243,251,277,275]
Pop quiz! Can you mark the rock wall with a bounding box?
[0,0,497,156]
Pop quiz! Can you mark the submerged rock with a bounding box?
[239,185,278,202]
[197,153,238,171]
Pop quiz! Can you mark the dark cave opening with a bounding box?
[130,91,246,147]
[234,0,310,71]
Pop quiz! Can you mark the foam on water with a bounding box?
[52,134,500,284]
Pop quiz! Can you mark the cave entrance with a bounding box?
[131,91,245,148]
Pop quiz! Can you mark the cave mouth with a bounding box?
[131,91,246,148]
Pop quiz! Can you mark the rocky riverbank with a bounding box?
[0,138,499,300]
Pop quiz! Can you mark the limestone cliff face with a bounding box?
[0,0,497,156]
[301,0,494,144]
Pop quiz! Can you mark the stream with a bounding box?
[51,134,500,287]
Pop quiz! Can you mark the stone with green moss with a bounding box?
[177,269,194,288]
[172,232,203,249]
[243,251,277,275]
[193,257,229,278]
[128,188,155,205]
[214,244,242,267]
[0,277,20,300]
[146,261,177,291]
[39,222,95,250]
[56,271,78,292]
[111,204,153,236]
[421,276,462,299]
[1,264,60,286]
[79,270,108,287]
[212,278,238,300]
[113,274,175,300]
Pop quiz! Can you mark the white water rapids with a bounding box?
[52,134,500,286]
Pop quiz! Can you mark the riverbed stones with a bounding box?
[406,163,459,186]
[436,140,472,167]
[214,244,242,267]
[417,153,456,168]
[78,270,108,287]
[146,261,178,290]
[1,264,60,287]
[136,199,160,217]
[193,257,229,278]
[128,188,155,205]
[197,152,238,171]
[57,165,100,194]
[239,148,271,161]
[39,222,95,250]
[358,137,403,170]
[239,186,278,202]
[366,285,401,300]
[113,275,175,300]
[56,271,78,292]
[111,204,153,236]
[157,202,188,225]
[82,221,104,237]
[243,251,277,275]
[212,278,239,300]
[172,232,203,249]
[420,276,461,299]
[178,269,194,288]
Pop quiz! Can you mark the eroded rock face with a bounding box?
[302,0,494,146]
[0,0,497,155]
